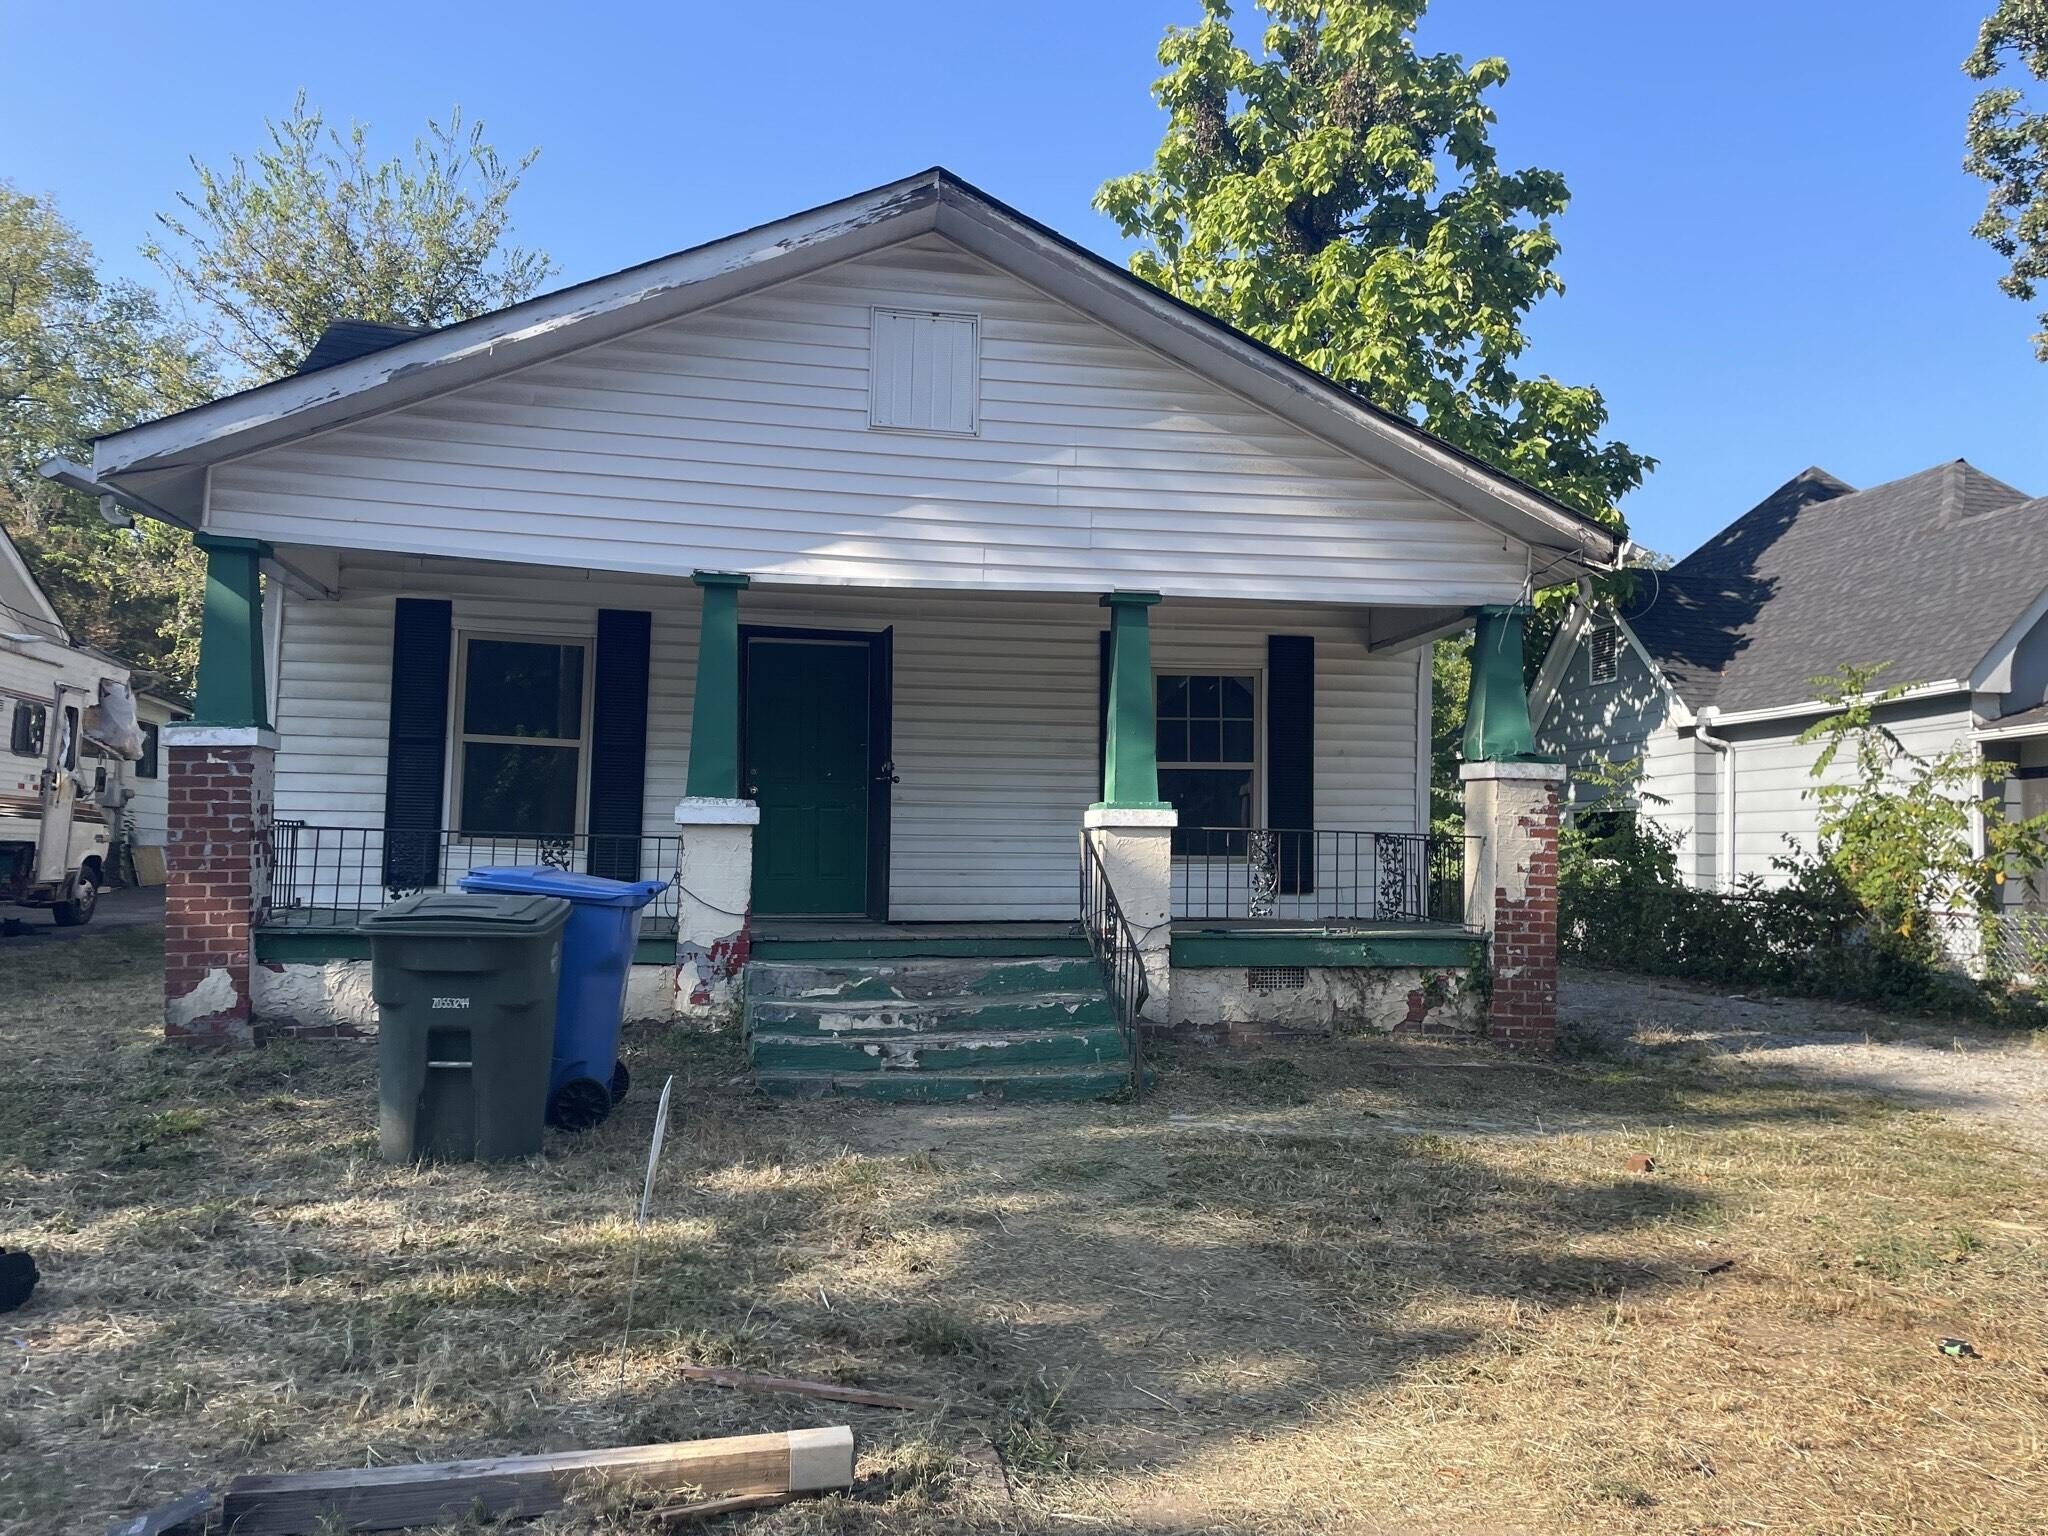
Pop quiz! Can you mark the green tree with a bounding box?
[1098,1,1651,836]
[1799,663,2048,957]
[1965,1,2048,359]
[146,93,554,381]
[1096,0,1650,526]
[1,183,218,683]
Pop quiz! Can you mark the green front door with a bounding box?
[746,638,871,915]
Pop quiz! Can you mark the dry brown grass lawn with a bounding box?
[2,930,2044,1535]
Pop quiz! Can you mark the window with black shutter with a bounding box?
[454,635,590,837]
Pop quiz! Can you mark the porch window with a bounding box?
[454,635,589,837]
[1156,673,1256,852]
[137,721,160,780]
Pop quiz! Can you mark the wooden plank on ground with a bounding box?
[219,1426,853,1535]
[678,1363,937,1411]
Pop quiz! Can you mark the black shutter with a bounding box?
[1096,628,1112,800]
[587,608,652,880]
[1267,635,1315,894]
[383,598,452,889]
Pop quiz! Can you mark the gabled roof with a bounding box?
[1621,460,2044,713]
[295,319,430,374]
[78,168,1622,574]
[0,523,68,645]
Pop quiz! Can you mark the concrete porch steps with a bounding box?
[744,954,1131,1102]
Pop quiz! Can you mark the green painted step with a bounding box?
[752,1025,1127,1074]
[745,956,1101,1003]
[745,992,1112,1037]
[743,950,1131,1104]
[755,1067,1132,1103]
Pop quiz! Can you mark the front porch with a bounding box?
[169,546,1564,1067]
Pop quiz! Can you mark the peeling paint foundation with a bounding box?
[1167,965,1482,1043]
[252,960,683,1038]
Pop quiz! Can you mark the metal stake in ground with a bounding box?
[620,1074,676,1383]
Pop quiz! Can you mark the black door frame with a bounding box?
[738,624,893,921]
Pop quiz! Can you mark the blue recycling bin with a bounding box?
[456,866,668,1130]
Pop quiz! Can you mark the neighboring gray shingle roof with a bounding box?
[1983,701,2048,734]
[1622,461,2045,713]
[295,319,431,375]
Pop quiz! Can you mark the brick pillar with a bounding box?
[164,726,276,1046]
[1460,760,1565,1050]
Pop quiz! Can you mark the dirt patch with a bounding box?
[1563,967,2048,1152]
[3,935,2045,1534]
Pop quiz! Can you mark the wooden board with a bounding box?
[130,844,167,887]
[219,1426,853,1535]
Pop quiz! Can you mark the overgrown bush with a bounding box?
[1556,714,2047,1023]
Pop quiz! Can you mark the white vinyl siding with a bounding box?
[208,235,1527,608]
[1540,623,1983,892]
[119,708,180,849]
[1720,700,1976,887]
[271,554,1428,920]
[1535,626,1698,875]
[869,308,978,434]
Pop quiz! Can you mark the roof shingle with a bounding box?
[1623,461,2044,713]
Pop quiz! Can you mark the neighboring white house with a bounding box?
[107,691,190,873]
[66,169,1613,1079]
[1531,462,2048,940]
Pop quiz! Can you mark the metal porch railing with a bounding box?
[1078,831,1148,1100]
[1172,827,1471,924]
[265,822,681,935]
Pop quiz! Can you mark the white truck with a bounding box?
[2,644,141,928]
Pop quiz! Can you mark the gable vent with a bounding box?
[869,308,979,435]
[1589,625,1620,685]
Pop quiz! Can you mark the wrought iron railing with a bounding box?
[265,822,681,934]
[1078,831,1148,1100]
[1172,827,1470,924]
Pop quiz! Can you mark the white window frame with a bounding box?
[449,630,595,841]
[1588,625,1621,686]
[867,306,982,437]
[1153,669,1264,831]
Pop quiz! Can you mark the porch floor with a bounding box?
[251,912,1479,970]
[748,917,1481,968]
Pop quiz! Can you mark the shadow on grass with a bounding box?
[0,928,1925,1534]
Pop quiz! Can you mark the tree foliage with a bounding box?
[0,183,218,683]
[1965,0,2048,359]
[1798,663,2048,949]
[1096,0,1651,527]
[146,93,554,381]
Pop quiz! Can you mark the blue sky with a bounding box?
[4,0,2041,560]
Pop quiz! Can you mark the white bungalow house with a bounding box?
[59,170,1608,1093]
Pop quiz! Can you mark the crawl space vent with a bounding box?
[1247,965,1308,993]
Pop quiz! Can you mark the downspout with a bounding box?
[1696,706,1734,889]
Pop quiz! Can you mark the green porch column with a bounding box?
[685,571,750,798]
[1096,591,1170,810]
[1461,603,1547,763]
[191,534,271,728]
